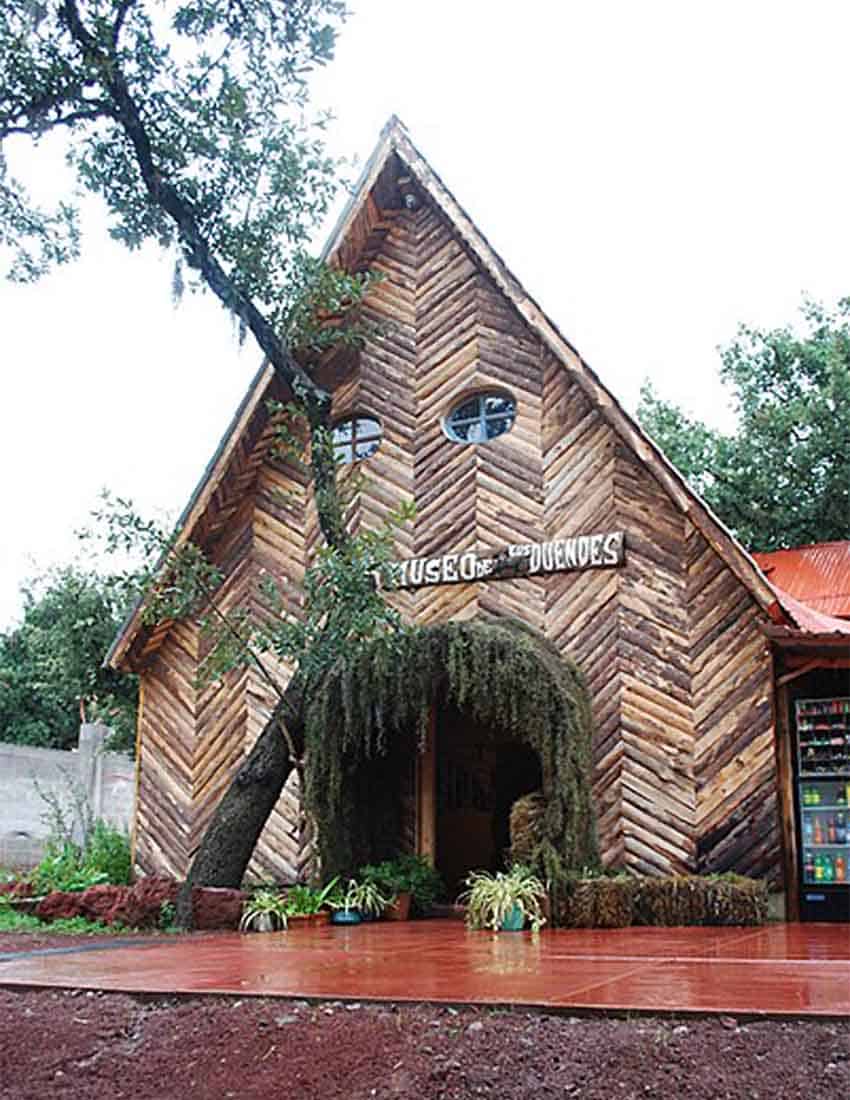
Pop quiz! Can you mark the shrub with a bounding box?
[29,821,131,895]
[359,855,444,916]
[82,821,132,886]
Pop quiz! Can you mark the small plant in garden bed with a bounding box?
[460,865,547,933]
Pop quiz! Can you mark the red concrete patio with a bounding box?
[1,921,848,1017]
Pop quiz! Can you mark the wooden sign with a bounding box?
[382,531,625,590]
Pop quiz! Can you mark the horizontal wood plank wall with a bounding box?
[542,358,623,867]
[135,621,198,878]
[688,525,780,882]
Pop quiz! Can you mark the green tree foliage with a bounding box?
[0,0,394,911]
[0,1,377,432]
[638,299,850,551]
[0,566,138,750]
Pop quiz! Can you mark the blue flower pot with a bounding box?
[500,904,525,932]
[331,909,362,925]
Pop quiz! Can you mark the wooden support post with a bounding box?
[774,678,799,921]
[417,706,437,863]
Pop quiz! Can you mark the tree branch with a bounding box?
[59,0,349,554]
[110,0,136,48]
[0,105,108,139]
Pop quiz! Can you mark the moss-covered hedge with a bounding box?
[554,873,768,928]
[306,618,600,880]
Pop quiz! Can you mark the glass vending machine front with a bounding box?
[796,698,850,921]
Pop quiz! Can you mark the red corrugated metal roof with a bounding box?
[754,541,850,620]
[768,584,850,636]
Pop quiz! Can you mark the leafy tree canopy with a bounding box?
[0,565,138,751]
[0,0,376,383]
[638,298,850,552]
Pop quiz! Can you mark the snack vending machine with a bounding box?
[796,697,850,921]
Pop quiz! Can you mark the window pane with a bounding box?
[355,417,380,438]
[355,438,380,459]
[485,416,512,439]
[485,395,514,416]
[443,392,516,445]
[332,416,382,464]
[449,420,476,442]
[451,398,480,422]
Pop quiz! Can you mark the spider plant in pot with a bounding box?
[459,865,547,933]
[347,878,394,921]
[239,889,288,933]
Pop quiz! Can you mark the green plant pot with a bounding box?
[500,904,525,932]
[331,909,362,925]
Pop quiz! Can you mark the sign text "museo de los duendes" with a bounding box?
[383,531,625,590]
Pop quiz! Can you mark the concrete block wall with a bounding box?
[0,724,135,870]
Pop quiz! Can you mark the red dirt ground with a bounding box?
[1,934,849,1100]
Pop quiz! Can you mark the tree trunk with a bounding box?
[174,706,302,928]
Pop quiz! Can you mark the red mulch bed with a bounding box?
[0,942,847,1100]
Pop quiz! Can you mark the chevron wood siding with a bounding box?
[132,188,782,891]
[688,525,780,882]
[135,622,198,878]
[541,358,623,866]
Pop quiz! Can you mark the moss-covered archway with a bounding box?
[304,617,600,882]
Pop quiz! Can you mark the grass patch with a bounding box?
[0,901,121,937]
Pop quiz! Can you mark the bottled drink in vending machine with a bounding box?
[837,812,847,844]
[836,855,846,883]
[828,816,837,844]
[823,854,835,883]
[814,854,824,881]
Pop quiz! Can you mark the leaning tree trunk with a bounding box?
[174,704,302,928]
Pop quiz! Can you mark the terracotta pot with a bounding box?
[287,910,331,928]
[385,892,412,921]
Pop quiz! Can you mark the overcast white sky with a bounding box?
[1,1,849,628]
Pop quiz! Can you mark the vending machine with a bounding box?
[796,697,850,921]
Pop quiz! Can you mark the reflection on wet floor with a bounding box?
[1,921,848,1017]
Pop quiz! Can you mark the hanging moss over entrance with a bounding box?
[304,617,600,881]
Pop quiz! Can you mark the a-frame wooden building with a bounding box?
[108,118,850,918]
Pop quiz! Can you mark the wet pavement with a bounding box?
[0,921,848,1017]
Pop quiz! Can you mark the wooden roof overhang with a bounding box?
[107,116,810,673]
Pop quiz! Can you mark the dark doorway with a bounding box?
[435,706,542,899]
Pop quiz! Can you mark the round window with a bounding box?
[443,393,516,443]
[332,416,383,464]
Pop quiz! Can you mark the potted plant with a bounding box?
[239,888,288,933]
[283,876,339,926]
[359,855,444,919]
[459,865,547,933]
[329,878,393,924]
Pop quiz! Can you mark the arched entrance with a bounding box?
[306,618,599,886]
[425,704,542,896]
